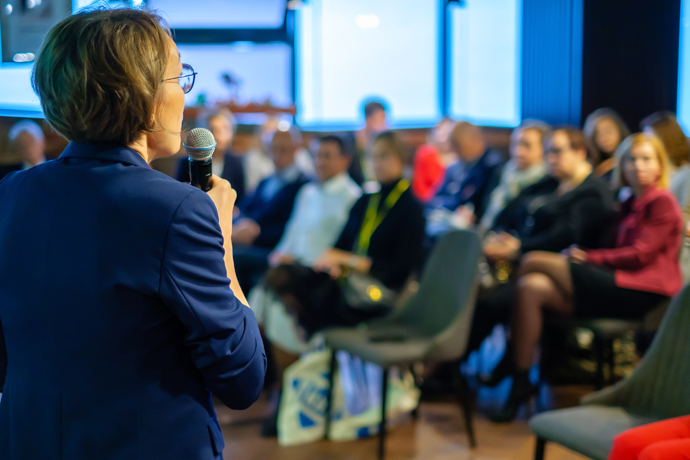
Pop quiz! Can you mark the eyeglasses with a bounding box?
[162,63,197,94]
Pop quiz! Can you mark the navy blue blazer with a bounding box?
[176,150,247,203]
[0,143,266,460]
[427,148,504,220]
[237,170,310,249]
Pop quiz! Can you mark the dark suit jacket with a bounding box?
[427,148,504,220]
[493,174,615,253]
[237,170,309,249]
[177,150,246,203]
[0,143,266,460]
[0,162,22,181]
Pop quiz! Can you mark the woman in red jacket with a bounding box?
[487,133,683,422]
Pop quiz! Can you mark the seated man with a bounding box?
[176,110,246,202]
[478,120,550,233]
[251,135,362,354]
[426,121,504,234]
[0,120,46,180]
[232,130,310,292]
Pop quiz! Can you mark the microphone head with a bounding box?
[184,128,217,161]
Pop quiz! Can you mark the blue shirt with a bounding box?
[0,143,266,460]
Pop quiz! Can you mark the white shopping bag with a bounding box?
[278,349,420,446]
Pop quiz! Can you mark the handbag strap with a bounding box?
[355,180,409,256]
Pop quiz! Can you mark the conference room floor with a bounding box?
[214,385,590,460]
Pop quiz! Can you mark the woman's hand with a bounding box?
[484,232,521,261]
[565,246,588,264]
[207,175,237,239]
[232,219,261,246]
[313,249,349,278]
[268,251,296,267]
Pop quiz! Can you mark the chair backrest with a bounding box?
[393,229,482,362]
[582,283,690,419]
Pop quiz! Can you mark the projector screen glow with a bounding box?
[295,0,442,130]
[0,64,42,117]
[176,43,292,108]
[448,0,522,127]
[678,0,690,132]
[145,0,286,29]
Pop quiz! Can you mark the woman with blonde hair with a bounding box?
[485,133,683,423]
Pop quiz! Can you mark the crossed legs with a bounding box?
[512,251,575,370]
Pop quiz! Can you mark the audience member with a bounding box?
[243,119,278,194]
[249,135,361,437]
[266,130,425,338]
[479,120,550,233]
[288,126,317,177]
[467,127,615,363]
[640,111,690,206]
[176,110,246,202]
[351,99,389,183]
[487,133,682,423]
[608,416,690,459]
[0,120,46,180]
[583,108,630,179]
[426,121,504,230]
[412,117,455,202]
[232,130,310,291]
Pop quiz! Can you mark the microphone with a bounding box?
[183,128,217,192]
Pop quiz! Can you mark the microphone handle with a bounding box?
[189,158,213,192]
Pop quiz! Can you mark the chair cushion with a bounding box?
[323,326,434,367]
[530,406,657,460]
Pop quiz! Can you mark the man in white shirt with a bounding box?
[269,135,361,267]
[250,136,361,436]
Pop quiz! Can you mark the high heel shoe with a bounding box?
[477,349,514,388]
[489,371,539,423]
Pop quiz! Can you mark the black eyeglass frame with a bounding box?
[162,63,197,94]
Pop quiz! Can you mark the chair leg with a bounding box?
[453,363,476,448]
[593,333,605,390]
[606,337,616,385]
[323,349,337,440]
[378,368,389,460]
[534,437,547,460]
[409,364,419,420]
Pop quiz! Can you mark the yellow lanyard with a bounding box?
[355,180,409,256]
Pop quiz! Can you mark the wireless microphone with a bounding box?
[183,128,217,192]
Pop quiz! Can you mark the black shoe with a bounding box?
[489,372,538,423]
[477,349,514,388]
[260,409,279,437]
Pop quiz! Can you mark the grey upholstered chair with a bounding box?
[322,229,483,460]
[530,283,690,460]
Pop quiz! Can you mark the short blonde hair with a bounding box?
[33,8,171,145]
[613,133,671,189]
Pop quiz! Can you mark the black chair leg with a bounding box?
[593,333,605,390]
[378,368,389,460]
[409,364,419,420]
[534,436,547,460]
[453,364,476,448]
[606,337,616,385]
[323,349,337,440]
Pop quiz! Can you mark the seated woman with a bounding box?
[467,128,615,354]
[608,416,690,460]
[267,130,426,339]
[487,133,683,423]
[583,108,630,180]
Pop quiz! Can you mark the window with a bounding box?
[448,0,522,127]
[176,42,292,109]
[295,0,442,130]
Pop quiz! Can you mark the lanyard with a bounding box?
[355,180,409,256]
